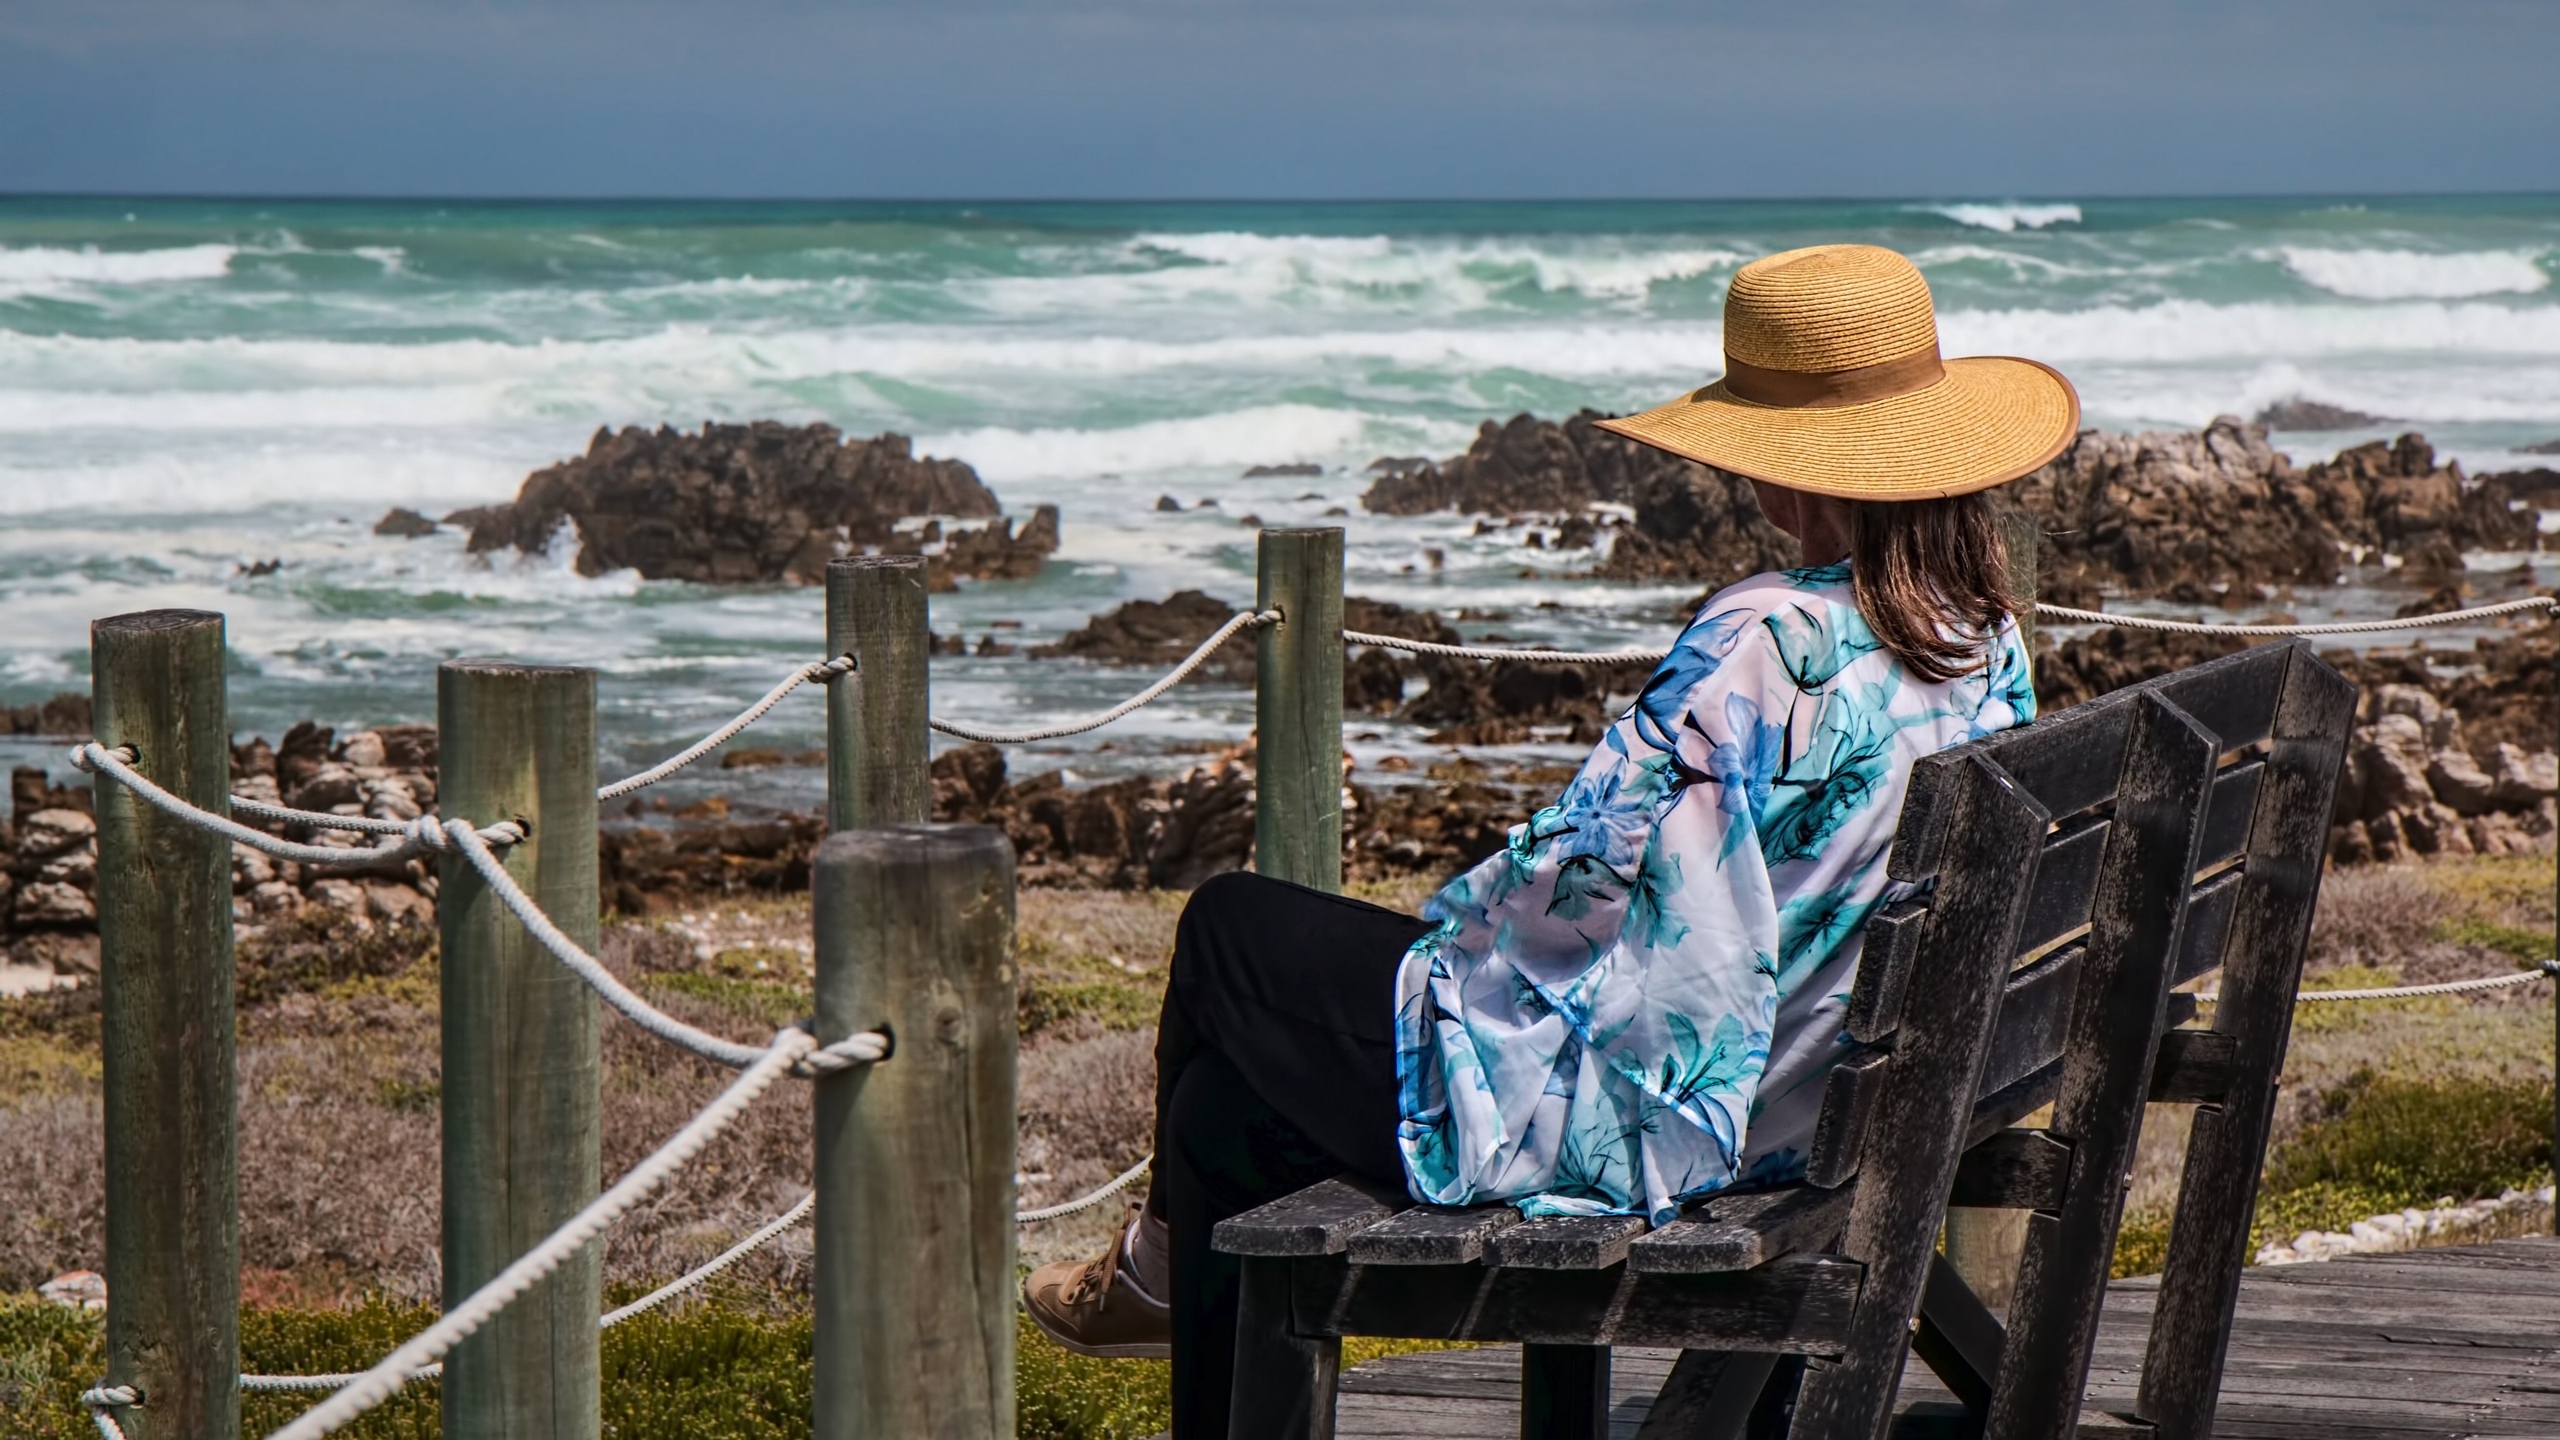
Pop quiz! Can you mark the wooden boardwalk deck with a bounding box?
[1334,1239,2560,1439]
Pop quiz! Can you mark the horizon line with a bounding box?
[5,188,2560,208]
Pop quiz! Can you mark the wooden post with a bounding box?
[93,609,238,1440]
[812,823,1017,1440]
[438,661,602,1440]
[1946,508,2045,1309]
[2002,506,2040,676]
[1254,527,1345,892]
[827,554,932,831]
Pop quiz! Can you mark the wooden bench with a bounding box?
[1213,639,2358,1440]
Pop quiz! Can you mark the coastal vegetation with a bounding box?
[2,854,2552,1436]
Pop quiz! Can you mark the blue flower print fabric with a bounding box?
[1393,562,2035,1224]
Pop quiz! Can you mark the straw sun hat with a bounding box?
[1596,244,2079,500]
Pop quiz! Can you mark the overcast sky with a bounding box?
[2,0,2554,200]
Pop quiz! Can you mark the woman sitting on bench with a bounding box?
[1023,243,2079,1438]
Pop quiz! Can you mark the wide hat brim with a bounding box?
[1594,356,2081,501]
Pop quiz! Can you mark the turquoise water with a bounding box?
[4,195,2558,801]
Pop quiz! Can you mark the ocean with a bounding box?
[4,194,2558,807]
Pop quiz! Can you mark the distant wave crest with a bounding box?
[1921,203,2083,233]
[0,243,237,297]
[2278,246,2550,301]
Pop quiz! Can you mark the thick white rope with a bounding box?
[598,1193,817,1327]
[1017,1154,1152,1223]
[928,610,1278,744]
[80,1385,137,1440]
[259,1031,814,1440]
[444,818,884,1076]
[600,657,854,800]
[1344,630,1670,665]
[2033,596,2560,637]
[238,1153,1149,1392]
[72,743,512,867]
[230,796,421,836]
[2195,965,2554,1006]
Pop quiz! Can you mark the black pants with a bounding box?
[1150,871,1432,1440]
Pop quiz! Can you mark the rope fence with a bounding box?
[62,568,2560,1440]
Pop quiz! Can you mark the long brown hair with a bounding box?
[1847,493,2021,683]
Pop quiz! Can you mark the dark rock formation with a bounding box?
[1357,410,1798,592]
[2013,419,2535,600]
[461,421,1055,587]
[2254,398,2388,430]
[4,692,90,737]
[1243,463,1323,478]
[1031,590,1461,694]
[373,508,439,538]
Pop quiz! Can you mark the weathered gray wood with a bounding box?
[2015,814,2110,954]
[93,609,239,1440]
[1947,1128,2075,1210]
[826,555,931,830]
[437,659,601,1440]
[2002,509,2041,666]
[1991,690,2223,1440]
[1520,1344,1610,1440]
[1805,1047,1891,1188]
[1349,1204,1523,1265]
[1234,1256,1343,1440]
[1337,1241,2560,1440]
[1307,1254,1864,1351]
[1974,942,2084,1104]
[813,824,1016,1440]
[1484,1214,1653,1270]
[2148,1030,2237,1105]
[2138,644,2358,1440]
[1793,755,2051,1438]
[1630,1350,1781,1440]
[1892,643,2293,883]
[1627,1185,1854,1274]
[2198,758,2263,868]
[1843,899,1927,1043]
[2171,868,2243,985]
[1217,1173,1409,1256]
[1255,526,1346,891]
[1912,1253,2006,1416]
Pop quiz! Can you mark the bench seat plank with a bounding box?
[1484,1214,1653,1270]
[1628,1185,1857,1274]
[1216,1174,1408,1257]
[1347,1205,1522,1265]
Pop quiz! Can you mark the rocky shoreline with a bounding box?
[9,599,2555,978]
[1370,412,2551,607]
[392,421,1060,589]
[9,412,2560,979]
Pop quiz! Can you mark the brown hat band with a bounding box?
[1721,346,1946,409]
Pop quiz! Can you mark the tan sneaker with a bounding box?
[1022,1229,1172,1360]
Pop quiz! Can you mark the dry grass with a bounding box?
[13,849,2529,1298]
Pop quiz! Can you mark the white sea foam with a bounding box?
[2278,247,2550,300]
[915,405,1392,483]
[1921,203,2083,233]
[0,243,238,297]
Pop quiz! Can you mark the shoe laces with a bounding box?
[1061,1237,1126,1310]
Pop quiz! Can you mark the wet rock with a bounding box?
[1243,462,1323,478]
[2254,398,2388,430]
[373,507,440,538]
[2010,420,2530,599]
[15,881,94,927]
[461,421,1054,587]
[3,692,90,738]
[16,809,94,858]
[1358,410,1797,593]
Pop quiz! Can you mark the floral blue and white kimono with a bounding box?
[1393,562,2036,1224]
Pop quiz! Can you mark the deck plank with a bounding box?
[1332,1239,2560,1440]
